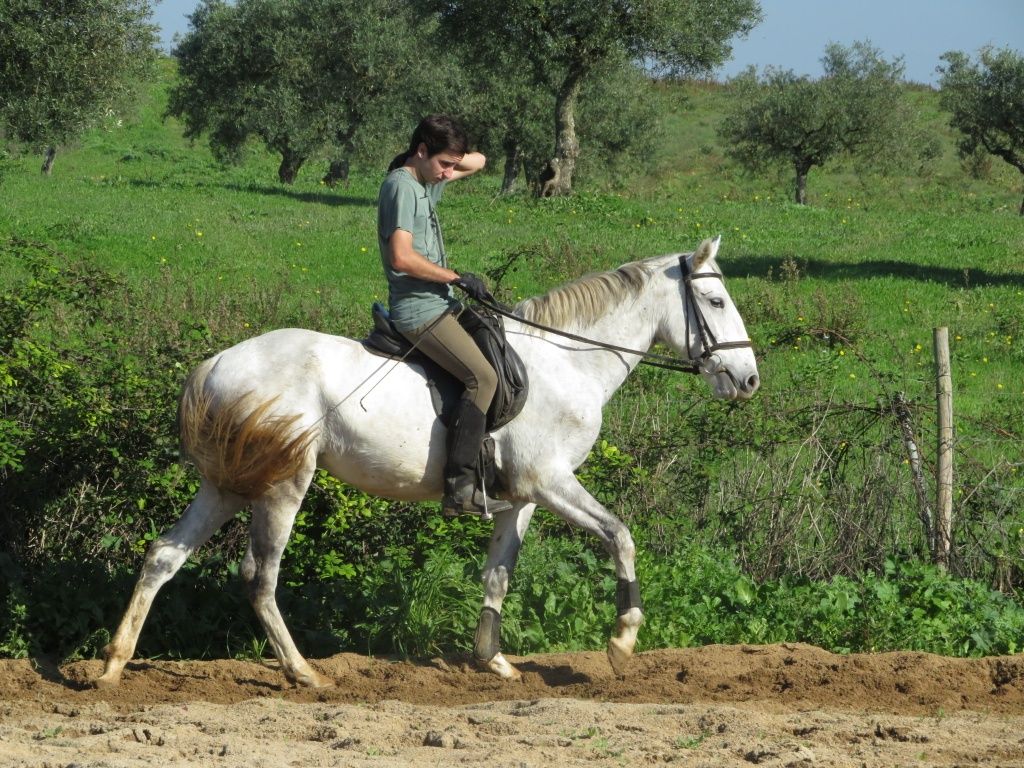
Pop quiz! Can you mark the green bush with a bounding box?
[638,550,1024,657]
[2,238,1023,664]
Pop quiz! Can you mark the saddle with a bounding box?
[362,302,529,432]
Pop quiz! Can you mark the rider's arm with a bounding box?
[387,228,460,284]
[449,152,486,181]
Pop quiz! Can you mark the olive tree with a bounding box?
[0,0,158,174]
[455,53,551,195]
[939,47,1024,215]
[426,0,760,196]
[719,42,910,205]
[460,56,661,195]
[168,0,435,184]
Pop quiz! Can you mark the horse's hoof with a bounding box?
[481,652,522,681]
[295,669,334,689]
[94,672,121,690]
[607,637,632,676]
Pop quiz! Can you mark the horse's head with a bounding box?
[658,237,760,401]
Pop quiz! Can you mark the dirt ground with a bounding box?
[2,643,1024,767]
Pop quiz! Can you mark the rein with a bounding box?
[473,255,754,376]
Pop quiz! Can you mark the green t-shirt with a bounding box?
[377,168,458,332]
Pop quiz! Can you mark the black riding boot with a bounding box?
[442,401,513,518]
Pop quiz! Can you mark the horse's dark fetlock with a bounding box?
[615,578,643,615]
[474,607,502,663]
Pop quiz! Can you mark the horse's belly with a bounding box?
[291,338,450,501]
[316,414,445,502]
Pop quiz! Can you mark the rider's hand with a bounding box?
[452,272,492,302]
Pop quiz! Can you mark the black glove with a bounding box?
[452,272,492,302]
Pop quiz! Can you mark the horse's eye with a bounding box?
[710,298,725,309]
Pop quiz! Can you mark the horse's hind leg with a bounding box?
[475,503,535,680]
[95,480,244,688]
[241,463,331,688]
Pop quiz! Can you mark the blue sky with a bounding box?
[153,0,1023,85]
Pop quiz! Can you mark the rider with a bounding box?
[377,114,512,517]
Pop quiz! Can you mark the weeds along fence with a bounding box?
[599,333,1023,594]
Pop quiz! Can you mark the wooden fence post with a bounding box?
[933,327,954,569]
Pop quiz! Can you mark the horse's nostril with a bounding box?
[747,374,760,391]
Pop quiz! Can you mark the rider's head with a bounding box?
[389,115,468,173]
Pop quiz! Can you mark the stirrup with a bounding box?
[441,487,513,520]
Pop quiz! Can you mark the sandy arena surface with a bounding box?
[2,643,1023,767]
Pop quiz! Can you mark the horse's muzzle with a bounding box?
[702,355,760,400]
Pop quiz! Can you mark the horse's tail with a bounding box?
[178,361,320,500]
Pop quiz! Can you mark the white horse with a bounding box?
[96,236,759,689]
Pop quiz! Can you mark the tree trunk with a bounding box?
[277,149,305,185]
[41,147,56,176]
[500,138,522,196]
[538,68,585,198]
[794,161,809,205]
[322,159,350,188]
[324,129,357,188]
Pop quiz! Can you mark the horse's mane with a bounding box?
[515,260,654,330]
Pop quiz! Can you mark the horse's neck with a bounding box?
[521,290,660,404]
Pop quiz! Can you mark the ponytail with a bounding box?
[387,151,411,173]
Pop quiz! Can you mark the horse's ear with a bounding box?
[693,236,721,270]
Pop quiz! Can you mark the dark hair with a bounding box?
[387,114,469,172]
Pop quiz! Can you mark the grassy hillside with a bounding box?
[2,63,1023,661]
[3,69,1021,415]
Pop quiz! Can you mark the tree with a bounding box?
[0,0,158,174]
[168,0,436,184]
[939,47,1024,215]
[459,55,661,195]
[427,0,760,196]
[719,42,910,205]
[573,62,665,189]
[455,52,552,196]
[168,0,323,184]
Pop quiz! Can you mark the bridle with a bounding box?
[472,254,755,375]
[679,254,756,371]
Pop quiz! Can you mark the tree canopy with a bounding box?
[0,0,158,174]
[718,42,912,204]
[167,0,671,191]
[939,47,1024,215]
[168,0,444,184]
[426,0,761,195]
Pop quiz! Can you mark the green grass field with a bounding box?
[3,65,1024,661]
[3,72,1021,417]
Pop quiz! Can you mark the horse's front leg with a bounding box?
[475,502,535,680]
[535,475,644,676]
